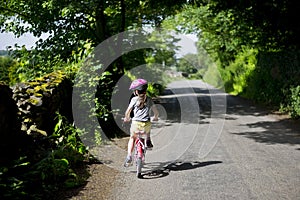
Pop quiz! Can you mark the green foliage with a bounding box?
[72,57,112,141]
[246,51,299,105]
[289,86,300,119]
[176,54,199,74]
[0,113,89,199]
[224,50,300,119]
[8,46,80,84]
[147,83,165,98]
[205,0,299,50]
[0,56,19,85]
[220,48,258,95]
[0,157,30,199]
[202,64,223,89]
[1,42,85,86]
[6,66,90,197]
[52,113,88,159]
[1,0,187,68]
[281,86,300,119]
[164,0,299,69]
[163,5,244,67]
[176,45,216,80]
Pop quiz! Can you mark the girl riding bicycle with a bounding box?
[123,78,159,166]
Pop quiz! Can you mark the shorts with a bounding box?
[130,121,151,137]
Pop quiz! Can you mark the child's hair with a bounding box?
[137,93,147,109]
[129,78,148,111]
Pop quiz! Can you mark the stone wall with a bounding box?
[12,71,73,136]
[0,71,73,163]
[0,84,23,162]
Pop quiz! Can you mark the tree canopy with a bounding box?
[163,0,299,67]
[1,0,298,67]
[0,0,187,61]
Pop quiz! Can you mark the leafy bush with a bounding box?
[0,113,89,199]
[246,51,300,107]
[7,46,82,86]
[0,56,19,85]
[221,49,300,118]
[219,48,258,95]
[147,83,165,98]
[282,86,300,119]
[52,113,88,163]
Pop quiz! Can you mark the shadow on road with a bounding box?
[156,87,226,124]
[158,86,300,147]
[226,95,300,147]
[232,120,300,146]
[140,161,222,179]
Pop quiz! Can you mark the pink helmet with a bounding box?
[129,78,148,91]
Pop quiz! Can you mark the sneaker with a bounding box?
[124,155,132,167]
[137,173,143,179]
[146,139,153,149]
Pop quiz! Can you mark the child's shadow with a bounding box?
[140,161,222,179]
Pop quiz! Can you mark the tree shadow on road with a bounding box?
[157,86,300,148]
[156,87,227,125]
[140,160,222,179]
[231,120,300,146]
[226,95,300,147]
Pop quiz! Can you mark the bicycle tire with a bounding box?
[136,157,143,178]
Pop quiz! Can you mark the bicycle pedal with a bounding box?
[124,162,133,167]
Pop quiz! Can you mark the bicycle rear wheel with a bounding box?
[135,138,145,178]
[136,157,143,178]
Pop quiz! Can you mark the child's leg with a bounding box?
[144,122,153,148]
[127,135,135,156]
[124,134,135,166]
[144,121,151,140]
[146,131,153,148]
[146,132,151,140]
[128,122,137,156]
[124,123,137,166]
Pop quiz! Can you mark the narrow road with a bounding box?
[102,80,300,200]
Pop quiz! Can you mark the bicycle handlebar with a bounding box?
[121,117,159,122]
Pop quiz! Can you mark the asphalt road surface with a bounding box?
[100,80,300,200]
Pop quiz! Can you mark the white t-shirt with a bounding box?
[129,96,154,122]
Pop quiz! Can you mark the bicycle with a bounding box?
[133,129,147,178]
[122,119,148,179]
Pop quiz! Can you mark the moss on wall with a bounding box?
[11,71,73,137]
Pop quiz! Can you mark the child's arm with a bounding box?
[124,106,132,122]
[151,105,159,121]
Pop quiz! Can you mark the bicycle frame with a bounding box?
[121,118,150,178]
[134,130,147,178]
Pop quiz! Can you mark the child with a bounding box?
[123,78,159,166]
